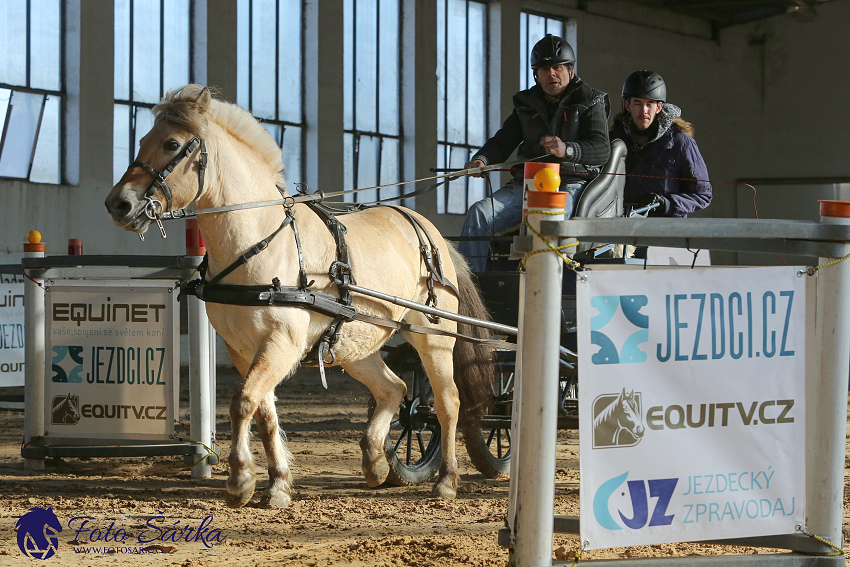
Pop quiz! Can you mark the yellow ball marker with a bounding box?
[27,230,42,244]
[533,168,560,192]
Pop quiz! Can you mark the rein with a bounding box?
[129,136,539,239]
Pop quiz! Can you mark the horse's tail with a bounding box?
[448,246,494,420]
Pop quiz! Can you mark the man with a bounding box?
[458,34,611,271]
[610,70,711,217]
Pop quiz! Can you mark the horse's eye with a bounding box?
[164,139,181,153]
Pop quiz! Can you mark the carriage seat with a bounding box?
[572,138,627,255]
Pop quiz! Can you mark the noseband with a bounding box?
[130,136,208,239]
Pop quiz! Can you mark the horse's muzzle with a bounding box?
[104,185,150,233]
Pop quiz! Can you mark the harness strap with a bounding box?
[131,137,202,213]
[303,201,356,385]
[185,282,515,352]
[384,206,460,322]
[207,209,297,285]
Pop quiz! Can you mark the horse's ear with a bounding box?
[193,87,212,115]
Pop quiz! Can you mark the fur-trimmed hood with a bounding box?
[613,103,694,147]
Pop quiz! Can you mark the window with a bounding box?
[519,12,576,92]
[342,0,401,203]
[436,0,488,215]
[113,0,192,183]
[237,0,304,188]
[0,0,63,183]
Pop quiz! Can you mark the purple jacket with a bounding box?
[610,103,711,217]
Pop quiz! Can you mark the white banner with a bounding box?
[0,281,25,387]
[578,266,806,549]
[45,281,178,440]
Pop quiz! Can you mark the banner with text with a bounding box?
[0,281,25,387]
[45,281,178,439]
[578,266,806,549]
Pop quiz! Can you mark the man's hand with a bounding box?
[637,193,669,214]
[464,159,486,178]
[540,136,567,159]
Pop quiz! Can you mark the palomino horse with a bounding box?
[104,84,493,508]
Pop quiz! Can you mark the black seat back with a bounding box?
[572,139,627,254]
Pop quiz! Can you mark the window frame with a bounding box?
[0,0,65,183]
[237,0,306,188]
[343,0,403,203]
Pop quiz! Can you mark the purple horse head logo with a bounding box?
[592,389,645,449]
[16,507,62,559]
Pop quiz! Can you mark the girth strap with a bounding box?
[384,206,459,322]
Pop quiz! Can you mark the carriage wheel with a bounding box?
[461,353,513,479]
[371,344,442,486]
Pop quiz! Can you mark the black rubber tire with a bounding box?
[462,354,513,478]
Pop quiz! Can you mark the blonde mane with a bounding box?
[153,84,286,184]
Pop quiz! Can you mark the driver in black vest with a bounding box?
[458,34,611,271]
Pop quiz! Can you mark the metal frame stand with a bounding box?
[506,204,850,566]
[20,255,220,477]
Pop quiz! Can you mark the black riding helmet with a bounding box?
[622,70,666,102]
[530,33,576,70]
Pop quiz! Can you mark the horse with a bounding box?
[592,388,645,448]
[104,84,494,508]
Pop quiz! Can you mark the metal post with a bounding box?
[186,220,213,478]
[803,200,850,549]
[514,191,569,567]
[507,270,525,537]
[23,240,45,470]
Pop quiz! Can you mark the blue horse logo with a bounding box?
[16,507,62,559]
[589,295,649,365]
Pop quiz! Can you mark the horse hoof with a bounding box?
[225,477,256,508]
[363,458,390,487]
[431,482,457,500]
[224,489,254,508]
[259,490,292,509]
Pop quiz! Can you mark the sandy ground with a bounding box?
[1,364,849,566]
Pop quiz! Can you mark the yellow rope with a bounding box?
[521,210,583,273]
[795,524,844,556]
[191,441,221,467]
[802,246,850,276]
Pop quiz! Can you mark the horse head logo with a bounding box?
[592,389,645,449]
[15,507,62,559]
[52,394,81,425]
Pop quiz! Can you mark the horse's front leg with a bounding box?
[255,390,294,508]
[225,341,297,508]
[341,352,407,487]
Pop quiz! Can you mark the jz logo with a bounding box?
[593,472,678,530]
[590,296,649,365]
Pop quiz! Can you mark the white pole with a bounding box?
[23,240,45,471]
[506,270,524,535]
[186,220,213,478]
[804,200,850,549]
[514,190,569,567]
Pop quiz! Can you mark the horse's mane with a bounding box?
[592,396,621,428]
[152,84,285,184]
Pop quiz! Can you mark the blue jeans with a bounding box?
[458,180,584,272]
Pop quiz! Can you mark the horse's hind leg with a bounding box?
[404,333,460,499]
[225,341,297,508]
[255,390,294,508]
[341,352,407,487]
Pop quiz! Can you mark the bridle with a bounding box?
[129,136,207,240]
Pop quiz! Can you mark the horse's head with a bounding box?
[105,84,212,235]
[618,388,645,439]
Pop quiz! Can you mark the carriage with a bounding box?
[105,84,652,506]
[373,138,634,484]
